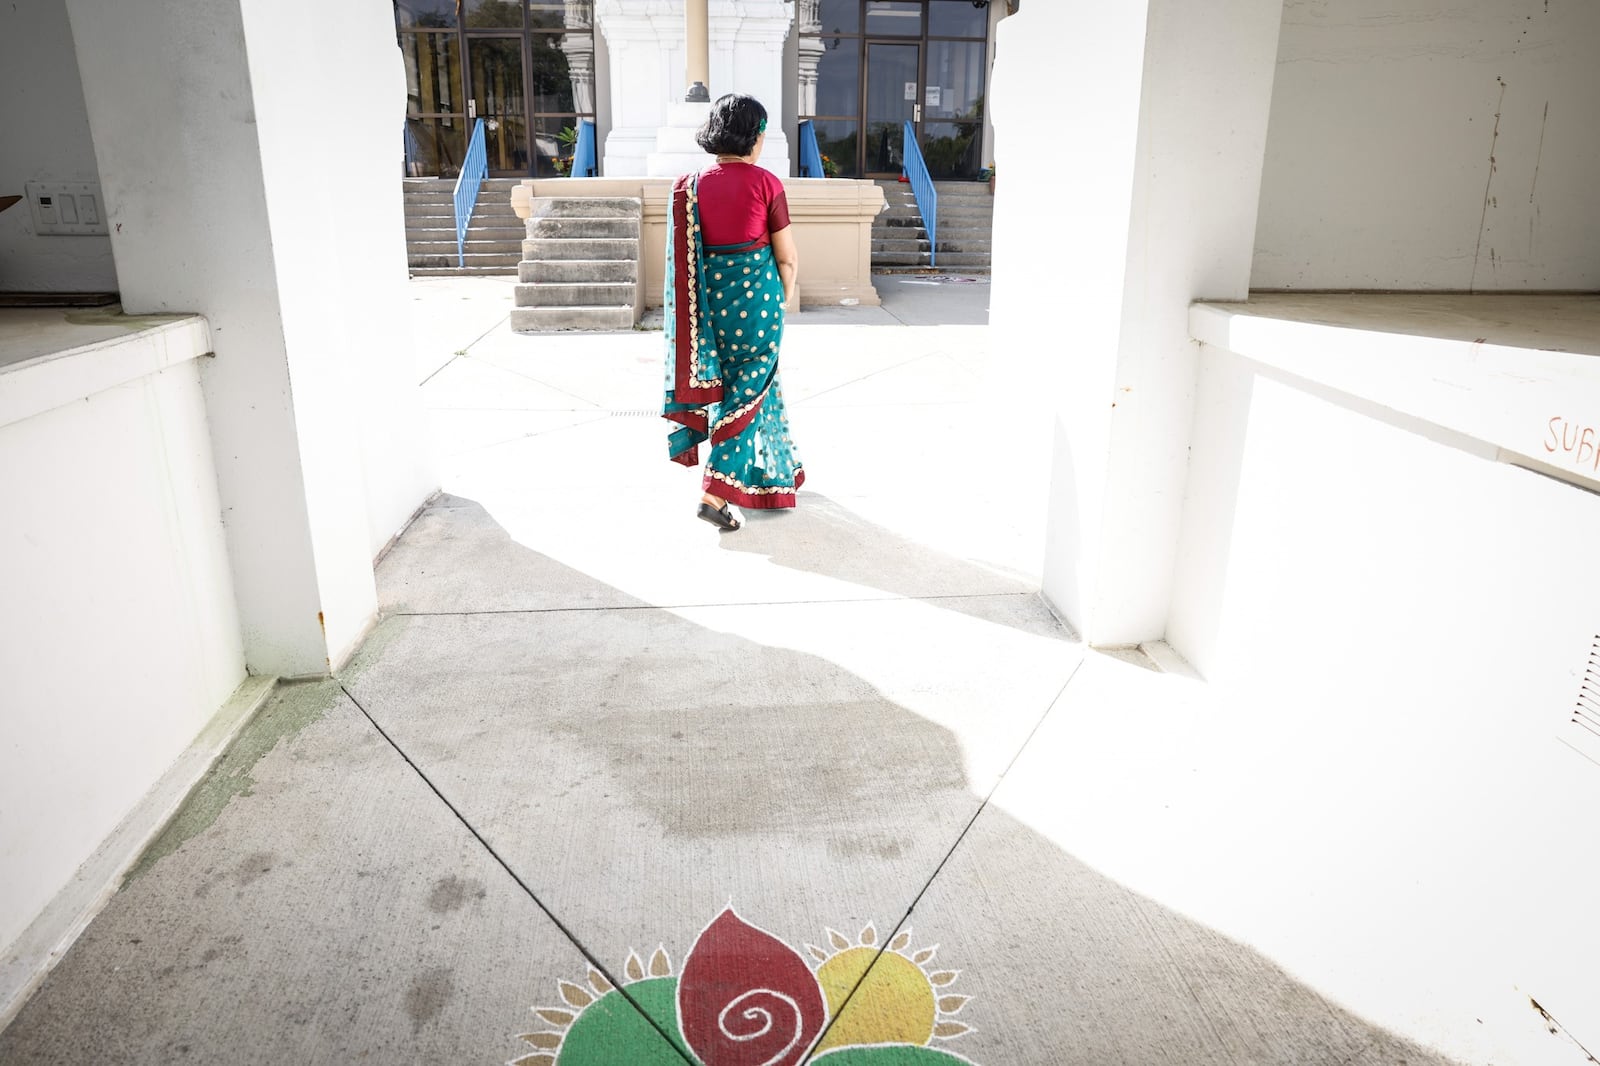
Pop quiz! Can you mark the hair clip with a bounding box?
[759,119,768,133]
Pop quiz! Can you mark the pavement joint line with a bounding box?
[440,413,615,460]
[462,312,513,355]
[789,350,950,407]
[337,682,699,1065]
[388,591,1044,618]
[461,352,605,409]
[799,657,1085,1064]
[417,353,460,388]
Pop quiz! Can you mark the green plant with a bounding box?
[820,153,839,178]
[552,125,579,176]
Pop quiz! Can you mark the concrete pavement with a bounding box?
[0,275,1465,1065]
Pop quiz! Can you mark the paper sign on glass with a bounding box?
[904,82,916,100]
[925,85,941,107]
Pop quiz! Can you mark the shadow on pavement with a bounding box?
[0,497,1463,1066]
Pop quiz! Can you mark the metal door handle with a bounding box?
[468,100,477,119]
[914,103,921,122]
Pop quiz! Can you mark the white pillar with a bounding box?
[64,0,434,676]
[989,0,1282,647]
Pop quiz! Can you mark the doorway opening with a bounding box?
[797,0,991,180]
[397,0,598,178]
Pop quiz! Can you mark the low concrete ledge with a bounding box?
[511,177,885,309]
[0,309,210,430]
[1191,293,1600,491]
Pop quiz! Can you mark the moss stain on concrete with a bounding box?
[62,307,190,333]
[123,681,340,885]
[333,613,409,688]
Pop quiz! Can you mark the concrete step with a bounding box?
[873,238,993,254]
[523,237,639,261]
[519,259,639,284]
[409,264,523,277]
[875,252,991,268]
[510,305,635,331]
[412,237,526,256]
[876,260,985,272]
[526,216,641,240]
[409,251,522,269]
[514,282,637,308]
[528,197,643,220]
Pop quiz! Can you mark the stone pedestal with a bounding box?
[512,176,883,308]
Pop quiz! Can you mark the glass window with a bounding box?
[817,0,860,34]
[401,32,463,116]
[920,120,981,180]
[396,0,457,30]
[810,119,861,179]
[533,114,583,178]
[529,0,591,30]
[811,40,860,117]
[465,0,523,29]
[405,117,467,177]
[928,0,987,37]
[532,31,597,114]
[924,40,984,121]
[864,1,920,36]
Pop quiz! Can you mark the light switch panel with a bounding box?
[25,181,109,236]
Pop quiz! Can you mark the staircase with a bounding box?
[511,197,641,332]
[403,177,525,276]
[872,179,994,273]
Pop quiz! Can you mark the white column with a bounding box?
[597,0,682,176]
[64,0,434,676]
[711,0,792,176]
[989,0,1282,647]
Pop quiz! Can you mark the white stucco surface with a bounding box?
[237,0,437,587]
[0,313,244,958]
[990,0,1281,645]
[0,1,116,293]
[1254,0,1600,291]
[64,0,434,675]
[1166,309,1600,1058]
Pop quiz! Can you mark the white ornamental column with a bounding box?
[596,0,682,177]
[709,0,791,176]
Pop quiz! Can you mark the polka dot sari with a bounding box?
[663,173,805,509]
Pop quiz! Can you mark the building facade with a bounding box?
[395,0,1011,180]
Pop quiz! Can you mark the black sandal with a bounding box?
[697,500,741,532]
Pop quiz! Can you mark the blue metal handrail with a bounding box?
[901,120,937,268]
[571,119,598,178]
[797,120,826,178]
[453,118,488,268]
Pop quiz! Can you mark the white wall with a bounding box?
[989,0,1280,645]
[236,0,437,563]
[65,0,435,674]
[0,337,244,956]
[1167,338,1600,1059]
[1253,0,1600,291]
[0,0,115,293]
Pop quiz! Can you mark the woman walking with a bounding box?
[662,93,803,532]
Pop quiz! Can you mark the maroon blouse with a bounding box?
[696,162,791,251]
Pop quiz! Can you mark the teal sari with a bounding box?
[663,173,804,509]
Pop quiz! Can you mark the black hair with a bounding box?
[695,94,768,157]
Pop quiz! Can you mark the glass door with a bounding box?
[466,36,530,175]
[863,41,920,176]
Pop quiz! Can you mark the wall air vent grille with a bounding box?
[1565,636,1600,766]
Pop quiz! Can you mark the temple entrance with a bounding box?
[397,0,597,178]
[799,0,991,180]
